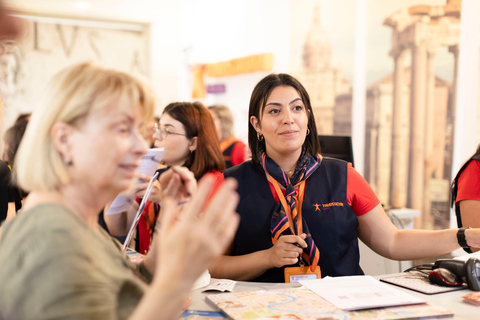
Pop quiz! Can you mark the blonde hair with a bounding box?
[15,62,155,192]
[208,104,233,142]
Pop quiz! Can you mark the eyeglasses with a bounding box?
[153,123,188,140]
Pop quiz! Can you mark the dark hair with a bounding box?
[4,118,29,198]
[248,73,320,163]
[163,102,225,178]
[450,144,480,207]
[14,113,31,124]
[4,118,28,168]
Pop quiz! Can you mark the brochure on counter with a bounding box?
[299,275,425,311]
[206,286,452,320]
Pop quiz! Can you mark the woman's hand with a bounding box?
[133,167,196,204]
[267,234,307,268]
[158,166,196,204]
[466,228,480,249]
[153,174,240,285]
[133,173,162,203]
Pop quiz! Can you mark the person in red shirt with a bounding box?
[451,144,480,252]
[209,104,249,168]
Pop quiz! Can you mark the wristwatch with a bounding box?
[457,227,471,249]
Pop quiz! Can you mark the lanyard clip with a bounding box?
[295,243,305,266]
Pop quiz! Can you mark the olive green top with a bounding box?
[0,203,150,320]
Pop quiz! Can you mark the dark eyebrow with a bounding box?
[289,98,302,105]
[265,98,302,107]
[265,102,282,107]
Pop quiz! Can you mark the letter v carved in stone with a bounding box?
[56,24,79,58]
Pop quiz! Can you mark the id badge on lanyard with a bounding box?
[284,264,321,283]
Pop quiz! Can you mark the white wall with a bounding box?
[178,0,290,142]
[6,0,183,120]
[6,0,290,141]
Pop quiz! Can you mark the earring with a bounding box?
[257,132,264,141]
[64,157,73,166]
[306,128,310,136]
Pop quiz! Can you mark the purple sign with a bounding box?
[207,84,226,94]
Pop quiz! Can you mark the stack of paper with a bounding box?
[299,275,425,311]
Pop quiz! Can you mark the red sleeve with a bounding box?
[457,160,480,203]
[346,163,380,216]
[230,141,248,166]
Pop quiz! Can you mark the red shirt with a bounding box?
[456,160,480,203]
[220,137,249,167]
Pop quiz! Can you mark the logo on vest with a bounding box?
[312,202,344,211]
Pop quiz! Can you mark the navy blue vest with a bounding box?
[224,158,363,282]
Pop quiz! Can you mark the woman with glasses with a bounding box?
[105,101,225,254]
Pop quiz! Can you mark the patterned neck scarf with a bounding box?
[259,148,322,272]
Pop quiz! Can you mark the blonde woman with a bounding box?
[0,63,239,319]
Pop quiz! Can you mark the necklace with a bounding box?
[286,167,296,176]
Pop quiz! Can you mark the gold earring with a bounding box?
[306,128,310,136]
[257,132,264,141]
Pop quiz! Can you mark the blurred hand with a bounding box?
[267,234,307,268]
[158,166,196,203]
[133,173,162,203]
[133,166,196,204]
[0,6,24,40]
[152,175,240,285]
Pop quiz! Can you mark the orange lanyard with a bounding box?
[268,174,306,236]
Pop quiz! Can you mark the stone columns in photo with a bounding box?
[423,48,437,228]
[407,44,428,214]
[390,50,408,208]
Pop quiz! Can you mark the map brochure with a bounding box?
[462,291,480,306]
[206,286,453,320]
[299,275,425,311]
